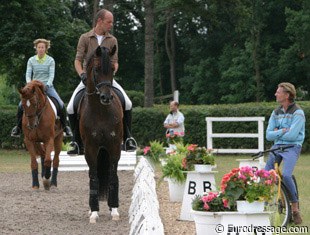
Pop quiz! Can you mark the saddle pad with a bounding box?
[47,97,57,118]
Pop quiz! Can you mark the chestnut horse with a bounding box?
[79,46,123,223]
[19,80,63,190]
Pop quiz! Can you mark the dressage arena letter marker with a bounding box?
[203,181,212,191]
[188,181,196,194]
[180,171,217,221]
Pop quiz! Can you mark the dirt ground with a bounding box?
[0,171,132,235]
[0,170,195,235]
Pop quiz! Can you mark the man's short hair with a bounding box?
[170,101,179,107]
[278,82,296,101]
[95,9,109,23]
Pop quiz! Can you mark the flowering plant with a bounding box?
[183,144,215,170]
[192,191,230,212]
[166,130,184,144]
[161,153,187,183]
[221,166,277,204]
[143,140,166,163]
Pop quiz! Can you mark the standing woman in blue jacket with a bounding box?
[265,82,305,225]
[11,38,72,137]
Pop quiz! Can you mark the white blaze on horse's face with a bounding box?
[26,100,31,107]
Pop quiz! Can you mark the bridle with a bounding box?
[86,65,112,96]
[85,47,114,103]
[24,93,47,129]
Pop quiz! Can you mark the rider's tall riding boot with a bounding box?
[11,103,23,138]
[123,109,137,152]
[67,113,84,155]
[59,106,73,137]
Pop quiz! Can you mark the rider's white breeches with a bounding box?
[67,80,132,114]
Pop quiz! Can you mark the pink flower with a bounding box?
[143,146,150,155]
[203,202,210,210]
[187,144,198,152]
[222,198,229,208]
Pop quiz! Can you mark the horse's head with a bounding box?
[19,80,46,129]
[86,45,117,105]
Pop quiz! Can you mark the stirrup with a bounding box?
[124,137,137,152]
[63,126,73,138]
[11,126,21,138]
[67,142,83,156]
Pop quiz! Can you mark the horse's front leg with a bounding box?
[24,139,39,189]
[51,133,63,188]
[108,162,119,220]
[42,139,54,190]
[89,167,99,223]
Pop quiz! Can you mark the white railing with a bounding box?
[206,117,265,154]
[129,157,164,235]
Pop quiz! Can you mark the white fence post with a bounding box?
[206,117,265,154]
[173,90,179,102]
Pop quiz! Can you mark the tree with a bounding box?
[0,0,88,102]
[144,0,155,107]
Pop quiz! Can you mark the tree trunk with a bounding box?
[165,13,177,93]
[92,0,99,27]
[253,29,262,102]
[144,0,154,107]
[104,0,114,13]
[251,1,263,102]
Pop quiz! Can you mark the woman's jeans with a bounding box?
[265,144,301,202]
[46,85,64,108]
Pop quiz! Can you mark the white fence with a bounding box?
[48,151,137,171]
[129,157,164,235]
[206,117,265,154]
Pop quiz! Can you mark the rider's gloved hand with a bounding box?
[80,72,87,85]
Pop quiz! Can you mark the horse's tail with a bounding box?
[97,148,110,201]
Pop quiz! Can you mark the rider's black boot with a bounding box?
[67,114,84,155]
[11,103,23,138]
[123,109,137,152]
[59,106,73,138]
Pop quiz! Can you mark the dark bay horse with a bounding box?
[19,80,63,190]
[79,46,123,223]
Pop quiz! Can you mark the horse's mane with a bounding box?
[86,46,113,76]
[20,80,46,100]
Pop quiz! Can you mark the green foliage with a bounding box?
[221,167,277,205]
[192,193,230,212]
[0,0,89,100]
[143,140,166,163]
[0,76,19,105]
[0,109,23,149]
[1,102,310,152]
[161,153,187,183]
[127,90,144,108]
[185,145,215,170]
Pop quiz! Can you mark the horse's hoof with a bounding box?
[50,185,58,191]
[111,208,119,221]
[89,211,99,224]
[32,186,39,190]
[43,177,51,190]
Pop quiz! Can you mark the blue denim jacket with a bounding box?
[266,103,305,146]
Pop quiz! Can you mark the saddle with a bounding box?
[48,96,61,118]
[73,87,125,116]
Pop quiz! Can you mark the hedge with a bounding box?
[1,101,309,152]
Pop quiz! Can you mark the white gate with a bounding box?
[206,117,265,154]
